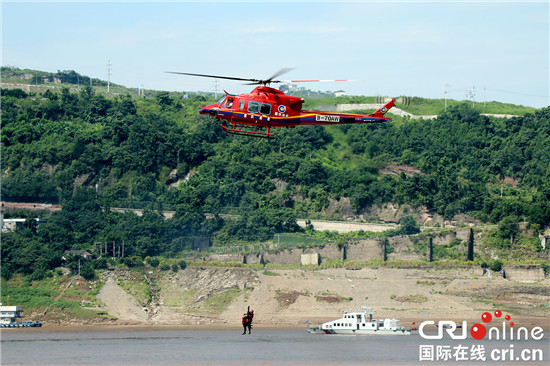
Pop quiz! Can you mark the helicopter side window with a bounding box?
[226,98,234,109]
[247,101,259,114]
[238,100,245,111]
[217,96,226,107]
[259,103,272,116]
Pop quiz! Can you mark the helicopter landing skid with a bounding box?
[220,123,275,139]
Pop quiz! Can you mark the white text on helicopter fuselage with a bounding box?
[316,115,340,123]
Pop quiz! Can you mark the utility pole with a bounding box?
[212,80,219,99]
[444,83,449,111]
[106,60,112,93]
[466,87,476,107]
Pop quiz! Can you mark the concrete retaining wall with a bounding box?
[317,245,344,262]
[347,240,384,262]
[301,253,320,265]
[388,236,424,261]
[244,253,264,265]
[205,254,244,263]
[262,248,302,265]
[200,229,529,267]
[502,265,546,282]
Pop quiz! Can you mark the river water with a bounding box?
[1,326,548,365]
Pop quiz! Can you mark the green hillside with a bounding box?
[1,68,549,281]
[302,95,537,116]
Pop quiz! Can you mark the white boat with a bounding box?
[0,306,42,328]
[307,305,414,335]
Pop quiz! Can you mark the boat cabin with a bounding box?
[321,306,401,332]
[0,306,23,325]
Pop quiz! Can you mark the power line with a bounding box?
[445,86,548,100]
[485,88,548,99]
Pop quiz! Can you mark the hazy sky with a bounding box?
[2,1,549,108]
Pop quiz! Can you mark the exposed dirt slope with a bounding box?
[96,267,550,329]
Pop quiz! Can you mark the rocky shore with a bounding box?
[84,266,550,330]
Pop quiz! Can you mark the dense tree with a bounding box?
[1,87,549,280]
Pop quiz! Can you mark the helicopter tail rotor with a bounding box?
[376,96,410,108]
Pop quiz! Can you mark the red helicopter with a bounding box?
[167,69,396,138]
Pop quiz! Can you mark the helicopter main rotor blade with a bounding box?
[167,68,295,86]
[281,79,357,83]
[263,67,294,84]
[165,71,260,83]
[244,68,295,85]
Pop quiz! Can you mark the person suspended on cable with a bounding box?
[242,313,252,335]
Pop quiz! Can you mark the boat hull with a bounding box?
[308,326,413,335]
[0,321,42,328]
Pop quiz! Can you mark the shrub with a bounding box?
[146,256,160,268]
[80,262,96,280]
[400,215,420,235]
[124,256,144,268]
[93,258,108,270]
[178,260,187,270]
[490,259,503,272]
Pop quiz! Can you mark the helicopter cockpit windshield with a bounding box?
[216,96,226,107]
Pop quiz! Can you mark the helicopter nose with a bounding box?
[199,108,217,116]
[200,104,218,115]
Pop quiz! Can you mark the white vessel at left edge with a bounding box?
[0,305,42,328]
